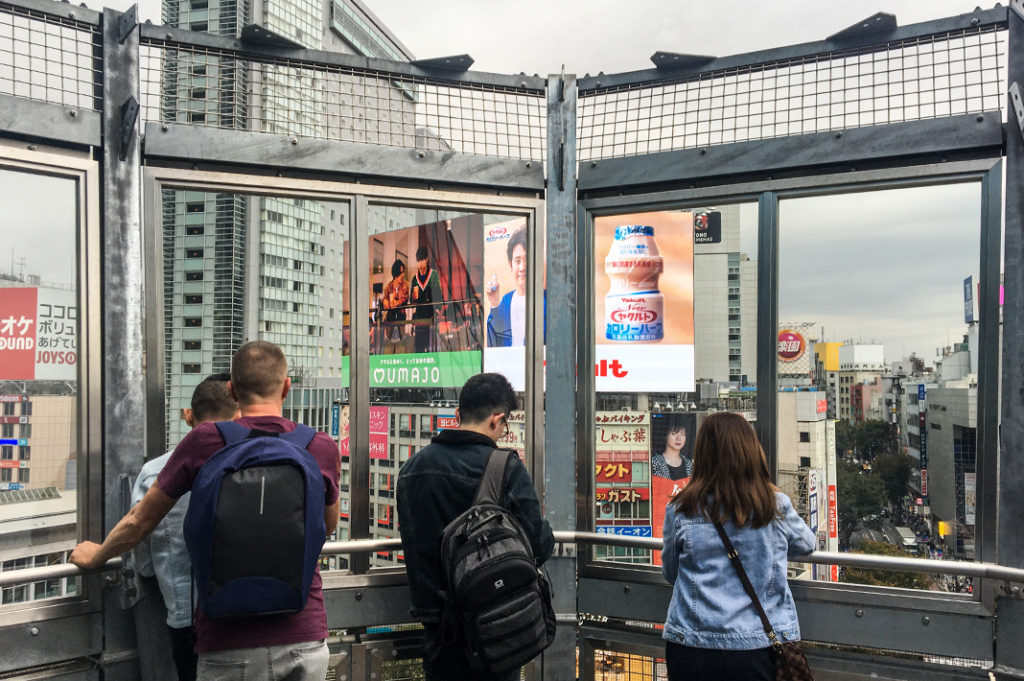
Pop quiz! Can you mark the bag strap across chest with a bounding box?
[473,449,512,506]
[710,517,783,651]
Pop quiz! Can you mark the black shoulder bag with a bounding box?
[710,518,815,681]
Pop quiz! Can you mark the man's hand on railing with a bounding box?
[69,541,106,570]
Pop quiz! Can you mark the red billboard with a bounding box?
[827,485,838,539]
[0,287,77,381]
[0,288,37,379]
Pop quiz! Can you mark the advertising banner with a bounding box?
[594,211,695,393]
[0,287,77,381]
[594,411,650,544]
[918,410,928,495]
[596,487,650,502]
[650,411,696,566]
[964,472,976,525]
[495,410,526,450]
[963,275,974,323]
[827,485,838,540]
[595,526,652,537]
[368,406,389,460]
[481,218,537,390]
[596,461,633,483]
[369,216,485,388]
[808,468,820,580]
[370,351,480,388]
[692,210,722,244]
[777,322,816,377]
[340,405,389,459]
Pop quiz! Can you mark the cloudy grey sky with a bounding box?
[1,170,78,288]
[108,0,987,76]
[778,183,982,364]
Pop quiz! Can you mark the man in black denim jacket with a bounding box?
[396,372,554,681]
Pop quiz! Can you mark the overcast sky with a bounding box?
[108,0,988,76]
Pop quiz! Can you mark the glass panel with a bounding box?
[779,182,982,588]
[0,166,80,607]
[159,189,351,569]
[367,206,532,569]
[591,203,759,566]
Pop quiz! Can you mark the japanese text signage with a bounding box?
[594,211,695,392]
[0,287,77,381]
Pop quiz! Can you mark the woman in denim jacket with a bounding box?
[661,412,816,681]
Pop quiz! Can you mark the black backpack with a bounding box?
[438,449,556,674]
[183,422,326,618]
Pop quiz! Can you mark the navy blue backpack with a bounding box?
[184,421,326,618]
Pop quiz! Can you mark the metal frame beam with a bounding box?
[144,123,545,192]
[0,0,102,25]
[99,9,144,680]
[0,94,101,148]
[543,71,578,680]
[578,112,1003,194]
[996,3,1024,678]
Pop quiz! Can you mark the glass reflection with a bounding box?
[159,189,351,569]
[0,167,79,606]
[367,207,532,569]
[592,203,758,566]
[779,182,982,589]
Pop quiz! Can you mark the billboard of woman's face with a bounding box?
[650,412,696,481]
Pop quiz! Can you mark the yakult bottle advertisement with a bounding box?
[594,211,695,392]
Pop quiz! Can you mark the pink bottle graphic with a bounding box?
[604,225,664,342]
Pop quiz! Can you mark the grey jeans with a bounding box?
[197,639,329,681]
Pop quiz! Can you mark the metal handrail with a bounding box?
[4,533,1023,589]
[565,531,1024,584]
[0,557,122,588]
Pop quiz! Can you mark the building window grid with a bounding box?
[140,43,547,161]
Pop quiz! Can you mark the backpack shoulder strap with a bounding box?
[215,421,250,445]
[473,449,512,506]
[279,423,317,450]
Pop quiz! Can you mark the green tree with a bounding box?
[857,419,897,462]
[874,451,913,509]
[841,540,933,590]
[836,460,885,549]
[835,420,857,459]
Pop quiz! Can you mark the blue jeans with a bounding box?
[197,640,329,681]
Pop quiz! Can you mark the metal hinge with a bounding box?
[117,4,137,44]
[1011,0,1024,23]
[119,96,139,162]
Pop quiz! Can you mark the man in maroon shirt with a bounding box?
[71,341,341,681]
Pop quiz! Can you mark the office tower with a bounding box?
[160,0,413,445]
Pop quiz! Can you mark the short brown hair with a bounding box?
[670,412,778,528]
[191,373,237,422]
[230,341,287,404]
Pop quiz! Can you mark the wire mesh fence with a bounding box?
[140,39,547,161]
[578,26,1008,161]
[0,1,101,110]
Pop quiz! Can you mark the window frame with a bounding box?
[0,141,102,626]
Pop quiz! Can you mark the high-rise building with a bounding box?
[159,0,414,445]
[693,204,756,385]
